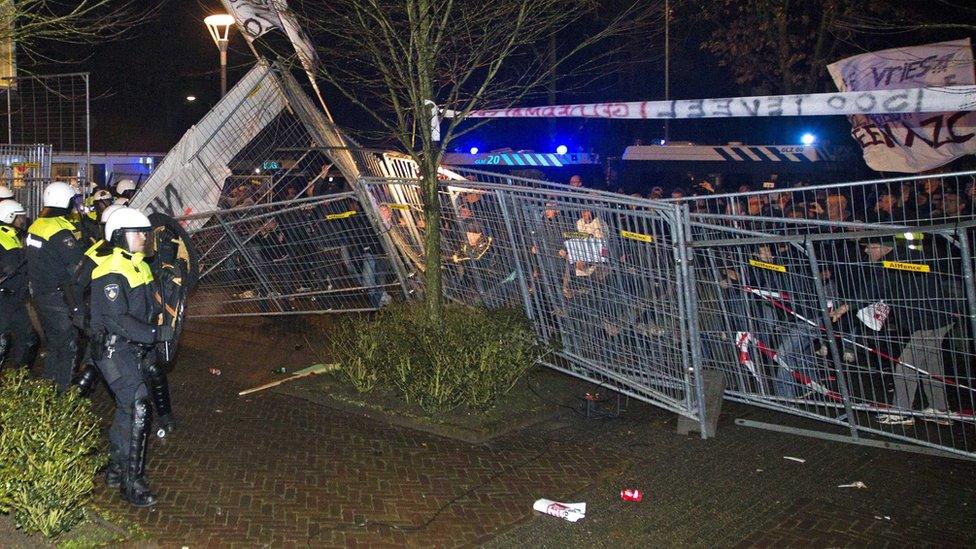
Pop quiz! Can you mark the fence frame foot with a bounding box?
[735,418,974,461]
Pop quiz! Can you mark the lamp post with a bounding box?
[204,14,235,97]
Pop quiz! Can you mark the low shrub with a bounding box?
[0,369,106,538]
[330,303,541,413]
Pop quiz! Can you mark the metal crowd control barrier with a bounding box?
[666,170,976,234]
[177,160,976,458]
[183,192,403,317]
[688,217,976,459]
[359,176,706,427]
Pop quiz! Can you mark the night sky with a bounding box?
[31,1,974,157]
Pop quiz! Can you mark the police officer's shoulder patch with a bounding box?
[105,284,120,301]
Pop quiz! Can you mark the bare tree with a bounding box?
[697,0,899,94]
[298,0,657,323]
[1,1,157,63]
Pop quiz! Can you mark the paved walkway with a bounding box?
[85,318,975,548]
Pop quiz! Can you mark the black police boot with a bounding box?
[155,414,175,439]
[75,366,99,397]
[120,399,158,508]
[105,444,123,488]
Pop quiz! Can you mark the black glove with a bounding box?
[155,324,175,342]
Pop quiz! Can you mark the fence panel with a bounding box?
[360,176,703,422]
[183,192,401,317]
[689,218,976,458]
[670,170,976,236]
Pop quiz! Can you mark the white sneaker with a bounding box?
[921,408,951,426]
[877,413,914,426]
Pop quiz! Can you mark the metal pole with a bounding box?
[805,241,859,440]
[84,74,91,189]
[219,40,228,97]
[663,0,670,143]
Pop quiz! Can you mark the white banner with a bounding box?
[130,62,287,230]
[827,39,976,173]
[451,86,976,120]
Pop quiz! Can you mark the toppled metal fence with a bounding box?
[683,170,976,458]
[184,192,402,317]
[142,58,976,457]
[359,175,705,425]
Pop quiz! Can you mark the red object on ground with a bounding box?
[620,488,643,502]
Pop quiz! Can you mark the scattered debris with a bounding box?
[209,368,221,376]
[783,456,806,463]
[838,481,867,489]
[620,488,643,502]
[533,498,586,522]
[238,363,339,396]
[874,515,891,521]
[756,469,764,473]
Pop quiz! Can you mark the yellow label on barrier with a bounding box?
[326,210,357,221]
[620,230,654,243]
[247,82,263,99]
[562,231,590,239]
[883,260,930,273]
[749,259,787,273]
[388,204,411,211]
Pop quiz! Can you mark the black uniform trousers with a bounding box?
[95,342,150,464]
[34,292,78,391]
[0,293,36,365]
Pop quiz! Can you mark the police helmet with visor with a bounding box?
[0,199,27,229]
[105,207,155,255]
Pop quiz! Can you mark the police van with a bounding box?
[612,142,865,194]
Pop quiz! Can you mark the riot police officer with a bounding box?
[25,182,85,391]
[0,199,38,369]
[77,189,114,246]
[89,207,172,507]
[73,204,177,439]
[114,179,137,201]
[72,203,124,395]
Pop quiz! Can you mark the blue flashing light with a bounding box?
[800,133,816,146]
[555,144,568,155]
[469,146,479,155]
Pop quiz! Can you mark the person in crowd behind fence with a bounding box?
[933,191,967,219]
[26,182,86,392]
[528,202,572,337]
[867,189,899,224]
[449,219,501,306]
[0,199,39,370]
[335,199,393,308]
[866,238,965,426]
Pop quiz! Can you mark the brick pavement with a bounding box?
[86,317,976,547]
[88,318,630,547]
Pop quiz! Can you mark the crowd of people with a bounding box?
[568,171,976,225]
[0,179,179,508]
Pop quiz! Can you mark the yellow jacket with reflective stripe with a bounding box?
[0,225,20,251]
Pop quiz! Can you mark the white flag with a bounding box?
[222,1,317,69]
[827,39,976,173]
[220,0,281,40]
[274,1,319,73]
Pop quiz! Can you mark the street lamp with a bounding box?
[204,14,235,97]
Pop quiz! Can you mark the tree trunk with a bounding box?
[420,161,444,326]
